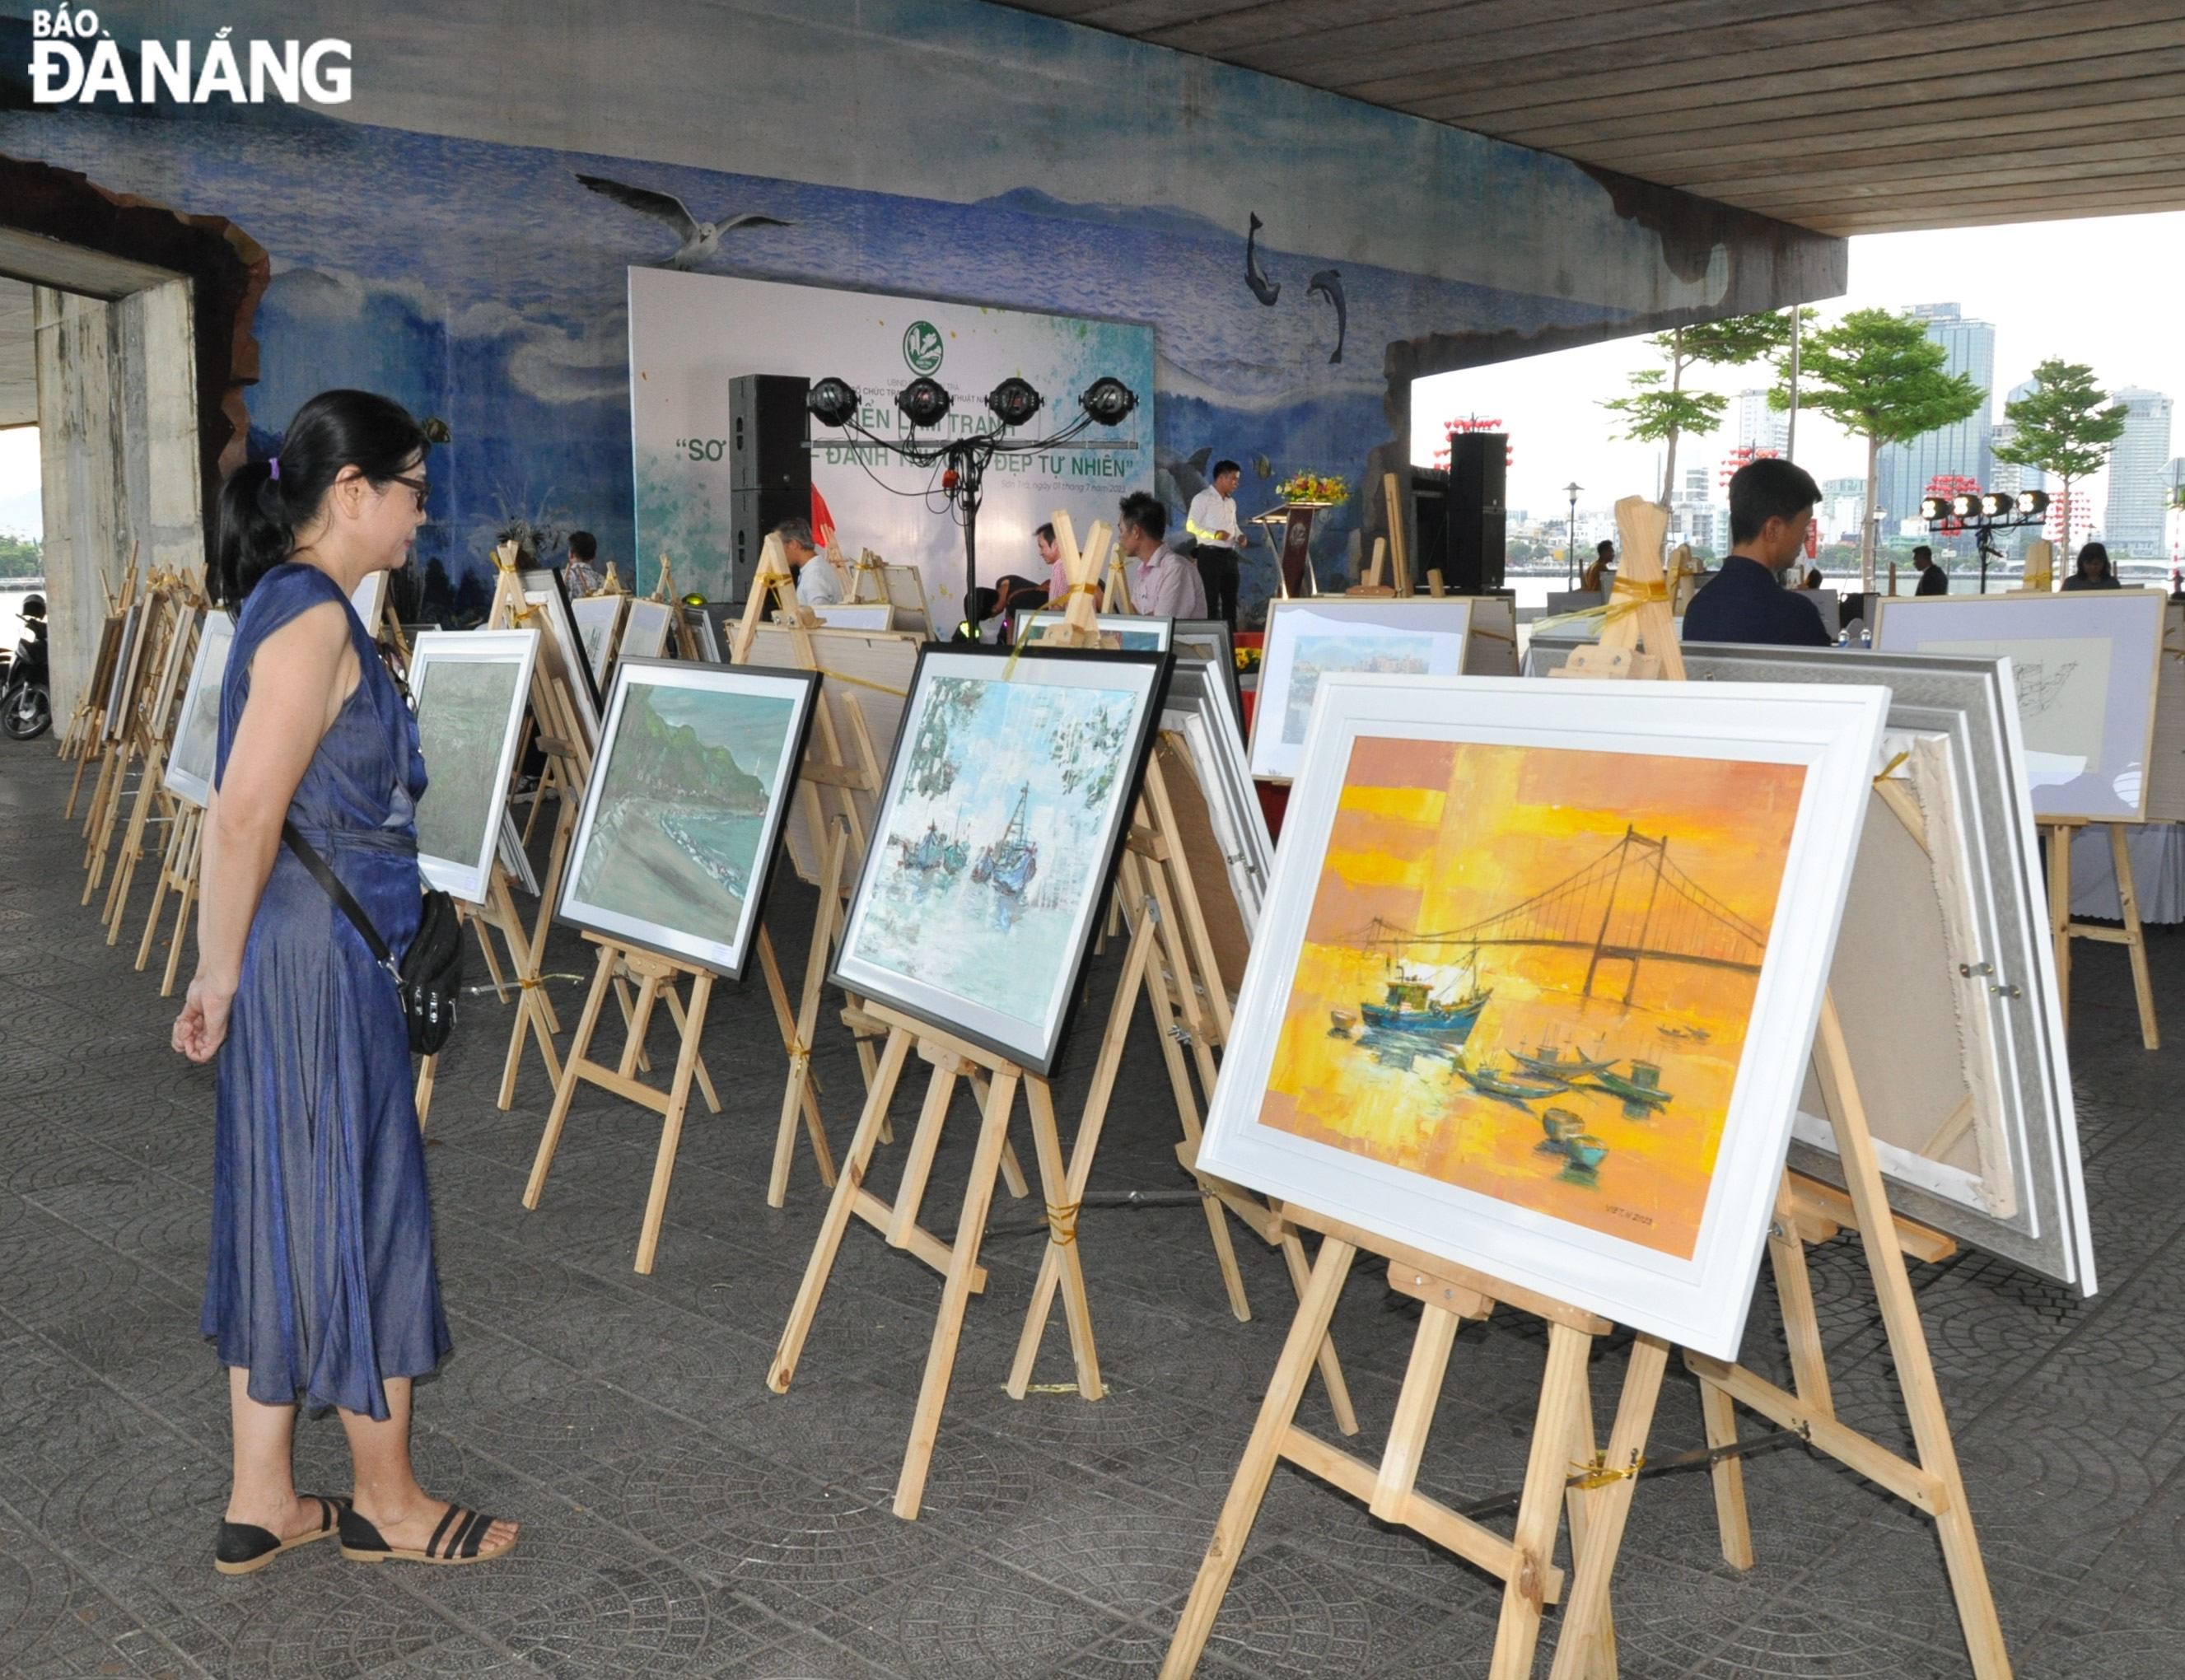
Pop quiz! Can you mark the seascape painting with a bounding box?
[163,612,236,809]
[1263,735,1805,1262]
[1282,634,1433,744]
[620,600,678,661]
[560,663,818,978]
[413,661,523,874]
[1249,600,1472,781]
[833,649,1166,1073]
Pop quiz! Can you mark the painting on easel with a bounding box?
[571,593,627,688]
[1023,610,1174,651]
[1200,673,1887,1357]
[408,629,540,903]
[1248,598,1473,782]
[831,645,1168,1076]
[558,659,820,980]
[162,610,236,809]
[520,567,604,742]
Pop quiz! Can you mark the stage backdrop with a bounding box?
[628,271,1156,612]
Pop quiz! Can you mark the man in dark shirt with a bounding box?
[1683,459,1833,648]
[1911,545,1949,595]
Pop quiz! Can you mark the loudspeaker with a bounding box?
[1408,467,1449,589]
[729,487,808,604]
[1445,433,1507,595]
[729,374,812,492]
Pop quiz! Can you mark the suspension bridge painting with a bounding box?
[1199,674,1889,1356]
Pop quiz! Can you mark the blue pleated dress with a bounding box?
[201,562,451,1420]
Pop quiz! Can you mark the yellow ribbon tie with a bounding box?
[1872,749,1912,788]
[1045,1201,1081,1246]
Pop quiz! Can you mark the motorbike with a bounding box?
[2,614,50,740]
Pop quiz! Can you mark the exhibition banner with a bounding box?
[627,269,1156,612]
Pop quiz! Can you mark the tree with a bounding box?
[1604,311,1801,506]
[1992,360,2127,576]
[0,534,41,579]
[1777,308,1983,590]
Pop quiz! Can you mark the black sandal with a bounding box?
[338,1502,515,1566]
[213,1493,348,1575]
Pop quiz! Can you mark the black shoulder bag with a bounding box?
[282,821,465,1054]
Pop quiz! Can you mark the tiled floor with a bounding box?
[2,730,2178,1678]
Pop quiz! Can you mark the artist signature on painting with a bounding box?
[1606,1206,1655,1226]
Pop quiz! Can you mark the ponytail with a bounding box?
[211,389,432,609]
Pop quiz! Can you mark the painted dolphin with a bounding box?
[1156,445,1215,513]
[1245,213,1280,306]
[1307,268,1347,364]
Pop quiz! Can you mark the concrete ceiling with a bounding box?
[0,278,33,429]
[1001,1,2185,236]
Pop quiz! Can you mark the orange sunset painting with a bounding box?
[1260,735,1809,1261]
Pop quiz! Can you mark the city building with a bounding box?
[1875,304,1996,530]
[1730,389,1788,457]
[2104,388,2173,558]
[1820,476,1865,543]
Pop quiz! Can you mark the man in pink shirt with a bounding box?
[1118,492,1207,619]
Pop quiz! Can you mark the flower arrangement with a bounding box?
[1235,646,1262,674]
[1274,470,1350,506]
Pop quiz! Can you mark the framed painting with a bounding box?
[162,609,235,808]
[1248,598,1474,782]
[830,644,1170,1077]
[1198,672,1889,1359]
[571,593,628,691]
[1156,659,1273,996]
[518,567,604,749]
[348,569,389,634]
[619,599,678,663]
[1463,595,1521,676]
[103,600,146,741]
[408,629,540,903]
[1874,590,2166,822]
[148,604,201,741]
[810,602,896,632]
[1023,610,1175,652]
[1173,618,1243,726]
[683,604,724,663]
[1675,643,2093,1291]
[558,658,821,980]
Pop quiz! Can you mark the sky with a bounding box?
[5,210,2183,542]
[1415,208,2185,524]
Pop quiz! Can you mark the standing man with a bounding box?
[775,517,843,607]
[1118,491,1207,618]
[563,531,603,596]
[1911,544,1949,595]
[1186,459,1244,628]
[1683,460,1833,647]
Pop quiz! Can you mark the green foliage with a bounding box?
[1604,310,1806,502]
[0,534,41,578]
[1994,359,2128,483]
[619,696,768,813]
[1779,309,1984,446]
[1603,371,1726,446]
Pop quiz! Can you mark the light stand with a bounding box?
[805,374,1140,620]
[1923,490,2051,595]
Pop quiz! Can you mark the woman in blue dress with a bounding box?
[173,390,517,1572]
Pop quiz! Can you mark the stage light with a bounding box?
[2017,489,2050,517]
[1080,377,1138,427]
[1921,496,1948,521]
[896,376,952,430]
[1980,492,2013,519]
[985,377,1043,429]
[1949,492,1981,520]
[807,376,861,429]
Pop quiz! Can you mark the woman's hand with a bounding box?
[173,973,236,1063]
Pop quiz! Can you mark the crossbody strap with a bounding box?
[281,819,400,982]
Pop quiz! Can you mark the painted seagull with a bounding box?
[573,172,793,268]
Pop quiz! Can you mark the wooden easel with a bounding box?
[1165,497,2010,1679]
[63,546,138,819]
[2039,818,2159,1050]
[137,796,204,994]
[83,574,182,909]
[102,583,204,944]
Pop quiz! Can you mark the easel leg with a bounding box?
[1697,1375,1756,1570]
[1278,1232,1361,1436]
[413,1054,437,1127]
[1160,1237,1357,1680]
[660,976,722,1114]
[524,942,618,1209]
[1548,1334,1669,1680]
[2108,821,2160,1050]
[1003,1076,1104,1402]
[1489,1322,1592,1680]
[895,1064,1020,1520]
[2045,823,2073,1032]
[771,1026,914,1392]
[634,973,713,1276]
[758,926,838,1206]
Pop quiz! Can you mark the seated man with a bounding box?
[1117,490,1207,619]
[776,516,843,607]
[1683,460,1832,648]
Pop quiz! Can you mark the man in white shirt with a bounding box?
[1184,459,1243,628]
[776,518,844,607]
[1118,492,1207,619]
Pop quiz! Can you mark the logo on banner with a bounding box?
[27,8,352,105]
[901,321,944,377]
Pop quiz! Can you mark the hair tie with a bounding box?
[267,457,281,483]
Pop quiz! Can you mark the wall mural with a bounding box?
[0,2,1840,623]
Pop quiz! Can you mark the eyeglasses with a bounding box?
[387,474,431,512]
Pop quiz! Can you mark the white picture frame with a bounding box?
[408,629,540,903]
[1022,611,1175,652]
[571,594,628,690]
[808,602,897,632]
[1248,598,1474,782]
[558,658,822,980]
[682,604,724,663]
[161,609,236,809]
[619,598,678,662]
[1160,658,1272,939]
[148,603,201,741]
[1874,589,2167,822]
[518,567,603,749]
[1198,673,1889,1359]
[103,600,147,742]
[831,645,1170,1076]
[348,569,389,634]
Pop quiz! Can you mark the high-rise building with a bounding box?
[1731,389,1788,457]
[1875,304,1996,530]
[1820,477,1865,544]
[2104,388,2173,558]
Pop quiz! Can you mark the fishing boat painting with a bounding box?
[833,649,1168,1075]
[1258,733,1807,1261]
